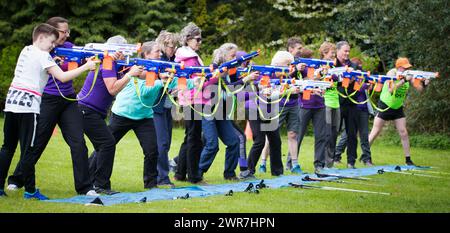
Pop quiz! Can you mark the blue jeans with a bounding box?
[199,118,239,178]
[153,108,173,184]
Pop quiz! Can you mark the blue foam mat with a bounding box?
[45,165,424,206]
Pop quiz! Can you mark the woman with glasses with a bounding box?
[173,22,206,184]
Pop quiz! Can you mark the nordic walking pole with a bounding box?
[288,183,390,195]
[316,173,371,180]
[377,169,446,179]
[302,175,382,186]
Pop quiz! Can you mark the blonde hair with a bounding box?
[271,51,294,66]
[212,43,238,65]
[139,41,158,58]
[180,22,201,46]
[319,42,336,59]
[156,30,179,49]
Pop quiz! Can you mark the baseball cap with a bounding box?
[395,57,412,69]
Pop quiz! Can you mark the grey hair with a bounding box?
[180,22,201,46]
[106,35,127,44]
[271,51,294,66]
[156,30,179,49]
[139,41,158,58]
[213,43,238,65]
[336,41,350,51]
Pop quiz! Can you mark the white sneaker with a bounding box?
[7,184,19,191]
[85,190,100,196]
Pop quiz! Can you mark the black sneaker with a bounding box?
[239,170,256,180]
[144,184,158,189]
[95,187,120,195]
[363,160,374,166]
[173,175,187,182]
[157,181,175,188]
[406,160,415,166]
[224,176,239,181]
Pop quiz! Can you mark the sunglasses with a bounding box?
[57,28,70,35]
[193,37,202,43]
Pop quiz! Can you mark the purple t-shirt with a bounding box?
[44,42,76,96]
[299,94,325,109]
[297,69,325,109]
[78,63,118,116]
[355,83,369,112]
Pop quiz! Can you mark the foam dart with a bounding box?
[307,67,315,79]
[68,61,78,70]
[302,89,311,100]
[178,77,187,90]
[145,71,156,87]
[342,78,350,88]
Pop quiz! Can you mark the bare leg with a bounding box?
[287,131,298,161]
[394,117,410,157]
[260,137,270,160]
[369,116,386,146]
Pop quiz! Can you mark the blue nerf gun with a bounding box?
[365,74,403,92]
[52,42,141,70]
[116,58,213,88]
[340,70,371,90]
[291,58,335,79]
[236,64,293,84]
[52,47,107,70]
[205,50,260,79]
[264,78,332,100]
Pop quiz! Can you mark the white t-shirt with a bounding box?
[4,45,57,114]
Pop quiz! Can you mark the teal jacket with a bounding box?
[112,77,194,120]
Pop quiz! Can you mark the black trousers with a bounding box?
[175,105,203,183]
[340,104,359,165]
[0,112,36,190]
[247,117,283,176]
[14,94,92,194]
[79,105,116,190]
[89,113,158,188]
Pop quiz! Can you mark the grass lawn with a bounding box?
[0,118,449,213]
